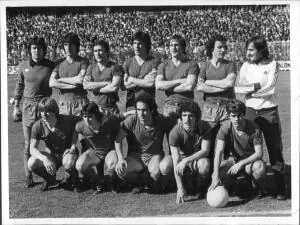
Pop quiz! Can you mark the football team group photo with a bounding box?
[4,3,295,220]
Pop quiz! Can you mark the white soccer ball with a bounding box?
[207,186,229,208]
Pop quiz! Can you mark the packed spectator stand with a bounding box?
[7,5,290,66]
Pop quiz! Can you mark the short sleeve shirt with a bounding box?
[199,60,236,103]
[121,114,174,155]
[75,115,120,154]
[122,56,160,108]
[85,61,124,107]
[53,56,89,98]
[216,119,263,160]
[169,120,211,157]
[31,115,81,155]
[157,59,199,104]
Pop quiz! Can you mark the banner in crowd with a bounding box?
[8,66,19,75]
[7,61,291,76]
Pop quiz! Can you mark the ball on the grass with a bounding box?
[206,186,229,208]
[9,97,15,105]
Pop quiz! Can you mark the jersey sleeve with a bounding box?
[252,127,263,146]
[84,64,93,82]
[216,122,230,141]
[157,62,166,78]
[120,115,135,135]
[14,61,25,101]
[31,121,42,140]
[113,64,124,77]
[188,61,200,76]
[228,61,237,75]
[122,59,131,74]
[169,125,181,147]
[81,58,89,70]
[198,61,207,81]
[200,121,212,140]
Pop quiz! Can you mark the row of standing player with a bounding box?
[12,31,287,201]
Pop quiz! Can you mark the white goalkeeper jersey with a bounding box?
[238,60,279,110]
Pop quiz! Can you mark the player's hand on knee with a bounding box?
[116,159,127,177]
[175,160,187,176]
[43,158,56,175]
[228,162,243,175]
[176,187,187,205]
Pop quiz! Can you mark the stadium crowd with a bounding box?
[7,5,290,66]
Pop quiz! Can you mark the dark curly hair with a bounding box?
[131,31,152,54]
[27,36,47,57]
[225,99,246,116]
[206,35,227,59]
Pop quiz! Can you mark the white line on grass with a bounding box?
[163,210,291,217]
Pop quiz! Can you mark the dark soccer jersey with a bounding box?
[85,61,123,107]
[31,115,81,154]
[157,59,199,104]
[216,119,263,160]
[14,58,54,100]
[75,115,120,154]
[199,60,236,103]
[169,120,212,157]
[121,114,174,155]
[53,56,89,98]
[122,56,160,104]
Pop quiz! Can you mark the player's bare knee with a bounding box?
[159,157,173,176]
[62,156,76,170]
[105,158,117,173]
[197,158,210,176]
[148,166,161,181]
[252,160,266,180]
[27,157,39,171]
[75,156,89,173]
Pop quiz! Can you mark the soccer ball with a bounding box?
[206,186,229,208]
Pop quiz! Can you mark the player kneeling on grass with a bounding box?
[208,99,266,198]
[169,101,211,205]
[28,97,81,191]
[114,94,174,194]
[75,102,120,194]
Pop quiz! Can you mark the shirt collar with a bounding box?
[29,58,44,67]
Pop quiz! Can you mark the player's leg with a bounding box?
[22,125,33,187]
[194,158,211,197]
[61,149,80,191]
[27,152,57,191]
[75,149,103,193]
[104,150,120,192]
[159,155,175,192]
[256,109,286,200]
[121,153,145,193]
[146,154,164,193]
[245,159,266,198]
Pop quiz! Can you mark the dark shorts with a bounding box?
[128,152,162,168]
[22,98,42,127]
[50,148,78,169]
[201,101,229,127]
[58,96,88,116]
[98,104,120,116]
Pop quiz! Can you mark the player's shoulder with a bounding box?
[18,59,29,68]
[220,120,232,131]
[75,119,86,132]
[170,122,184,136]
[123,114,138,124]
[31,118,44,131]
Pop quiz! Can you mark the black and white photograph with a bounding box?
[1,0,299,224]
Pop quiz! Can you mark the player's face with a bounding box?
[229,112,245,129]
[64,42,77,57]
[169,39,184,58]
[212,41,227,60]
[182,111,196,132]
[136,102,152,125]
[246,42,262,62]
[40,110,56,122]
[83,114,99,127]
[133,40,147,56]
[30,45,44,62]
[93,45,108,62]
